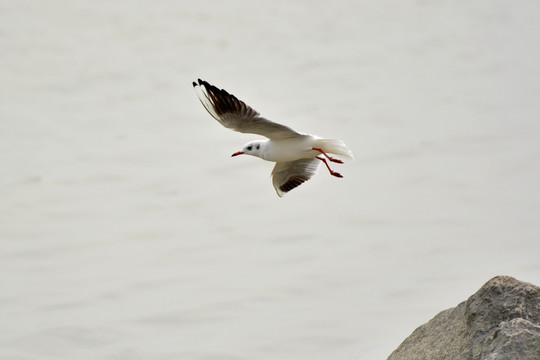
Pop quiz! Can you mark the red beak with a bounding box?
[231,151,244,157]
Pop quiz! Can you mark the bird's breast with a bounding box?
[262,138,318,162]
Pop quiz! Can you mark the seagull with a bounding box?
[193,79,353,197]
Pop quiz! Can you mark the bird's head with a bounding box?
[232,140,264,158]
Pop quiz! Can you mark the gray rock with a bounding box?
[387,276,540,360]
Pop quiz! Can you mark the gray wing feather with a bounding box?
[271,158,320,197]
[193,79,301,140]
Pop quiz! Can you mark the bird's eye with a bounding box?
[256,144,260,150]
[247,146,252,151]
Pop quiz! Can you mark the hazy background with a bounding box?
[1,1,539,359]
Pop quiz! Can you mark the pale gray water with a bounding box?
[1,1,540,359]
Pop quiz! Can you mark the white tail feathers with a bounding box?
[316,139,354,161]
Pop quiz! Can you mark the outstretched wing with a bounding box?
[271,158,320,197]
[193,79,302,140]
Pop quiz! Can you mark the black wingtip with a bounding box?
[279,176,308,194]
[192,81,197,87]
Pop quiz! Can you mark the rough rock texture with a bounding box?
[387,276,540,360]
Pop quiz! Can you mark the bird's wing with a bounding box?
[271,158,320,197]
[193,79,302,140]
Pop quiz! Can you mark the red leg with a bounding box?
[317,156,343,178]
[312,147,343,163]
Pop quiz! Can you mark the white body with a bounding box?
[263,138,318,162]
[247,137,353,163]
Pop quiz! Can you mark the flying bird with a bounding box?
[193,79,353,197]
